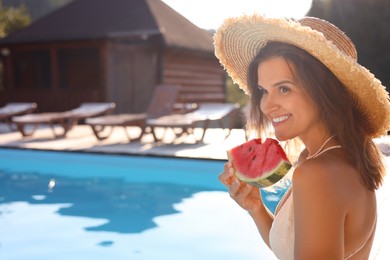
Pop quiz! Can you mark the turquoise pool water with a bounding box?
[0,148,285,260]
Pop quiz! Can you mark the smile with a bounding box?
[272,115,290,123]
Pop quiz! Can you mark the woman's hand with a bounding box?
[218,162,263,213]
[219,162,275,247]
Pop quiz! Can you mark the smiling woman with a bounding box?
[215,14,390,259]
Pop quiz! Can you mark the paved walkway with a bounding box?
[0,123,248,160]
[0,123,389,259]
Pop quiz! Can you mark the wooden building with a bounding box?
[0,0,226,113]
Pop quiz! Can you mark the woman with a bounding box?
[215,15,390,259]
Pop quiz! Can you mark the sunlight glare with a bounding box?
[162,0,313,30]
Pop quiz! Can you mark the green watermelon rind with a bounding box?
[228,150,292,188]
[237,161,292,188]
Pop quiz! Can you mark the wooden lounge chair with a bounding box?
[146,102,240,142]
[85,84,181,141]
[0,102,37,130]
[12,102,116,138]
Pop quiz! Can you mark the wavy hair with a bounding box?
[246,42,385,190]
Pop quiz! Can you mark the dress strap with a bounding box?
[344,214,377,259]
[307,135,339,160]
[296,145,342,167]
[308,145,342,159]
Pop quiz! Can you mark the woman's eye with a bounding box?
[279,86,290,93]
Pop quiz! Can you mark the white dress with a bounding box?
[269,187,294,260]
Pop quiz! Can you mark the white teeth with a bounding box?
[273,115,289,123]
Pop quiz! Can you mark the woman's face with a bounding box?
[258,56,325,142]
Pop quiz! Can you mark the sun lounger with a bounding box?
[85,85,181,141]
[12,102,116,138]
[146,102,240,142]
[0,102,37,130]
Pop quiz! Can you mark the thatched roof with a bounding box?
[0,0,213,52]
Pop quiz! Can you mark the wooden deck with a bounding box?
[0,123,389,259]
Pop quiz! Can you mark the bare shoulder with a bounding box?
[292,151,357,211]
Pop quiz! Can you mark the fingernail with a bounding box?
[229,168,234,174]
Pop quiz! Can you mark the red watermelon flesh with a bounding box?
[227,138,292,188]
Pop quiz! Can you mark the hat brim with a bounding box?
[214,15,390,137]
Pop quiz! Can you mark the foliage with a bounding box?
[226,76,249,107]
[225,75,249,129]
[0,0,31,37]
[308,0,390,92]
[3,0,72,21]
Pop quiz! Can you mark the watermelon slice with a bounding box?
[227,138,292,188]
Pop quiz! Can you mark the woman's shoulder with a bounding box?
[295,151,346,179]
[292,151,358,208]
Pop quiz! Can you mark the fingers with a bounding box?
[229,178,241,196]
[218,162,235,186]
[229,178,252,200]
[235,181,253,201]
[219,162,254,200]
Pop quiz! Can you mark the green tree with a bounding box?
[308,0,390,92]
[3,0,72,21]
[226,76,249,107]
[0,0,31,38]
[225,76,249,128]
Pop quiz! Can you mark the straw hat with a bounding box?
[214,15,390,137]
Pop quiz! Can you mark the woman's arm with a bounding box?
[219,162,275,247]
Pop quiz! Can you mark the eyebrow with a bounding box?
[257,79,295,89]
[275,80,296,88]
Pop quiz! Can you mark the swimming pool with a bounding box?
[0,148,285,259]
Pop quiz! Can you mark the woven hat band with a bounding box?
[299,17,358,61]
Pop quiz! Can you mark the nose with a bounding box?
[260,93,280,114]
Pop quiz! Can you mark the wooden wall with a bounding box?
[106,41,159,114]
[162,49,226,104]
[0,40,227,114]
[0,40,107,112]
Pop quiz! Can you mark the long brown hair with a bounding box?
[246,42,385,190]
